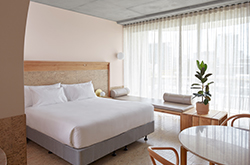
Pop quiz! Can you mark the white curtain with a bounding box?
[123,3,250,116]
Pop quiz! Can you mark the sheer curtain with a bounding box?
[123,3,250,115]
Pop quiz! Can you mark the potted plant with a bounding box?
[191,60,214,115]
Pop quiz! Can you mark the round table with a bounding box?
[179,125,250,165]
[0,148,7,165]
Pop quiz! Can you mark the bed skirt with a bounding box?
[26,121,154,165]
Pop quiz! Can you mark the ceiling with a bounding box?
[31,0,247,24]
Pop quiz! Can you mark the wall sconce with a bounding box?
[117,52,124,60]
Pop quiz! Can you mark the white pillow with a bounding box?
[24,83,61,108]
[62,81,96,101]
[30,87,67,107]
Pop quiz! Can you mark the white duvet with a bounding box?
[25,98,154,149]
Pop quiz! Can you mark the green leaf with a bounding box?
[196,60,200,70]
[200,61,205,69]
[201,77,208,83]
[205,85,209,92]
[205,91,212,96]
[196,71,200,75]
[198,91,203,94]
[204,99,209,105]
[201,67,205,76]
[204,73,212,78]
[195,73,199,76]
[193,93,203,97]
[195,74,202,80]
[191,83,200,86]
[205,96,211,101]
[204,64,207,72]
[191,87,201,89]
[207,81,214,85]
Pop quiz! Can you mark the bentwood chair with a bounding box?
[147,146,179,165]
[220,114,250,130]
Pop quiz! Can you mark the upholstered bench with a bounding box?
[110,88,194,116]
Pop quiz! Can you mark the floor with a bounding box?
[27,112,209,165]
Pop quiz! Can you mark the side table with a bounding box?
[180,108,228,131]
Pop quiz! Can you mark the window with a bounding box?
[123,4,250,115]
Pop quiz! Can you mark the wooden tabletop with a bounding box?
[179,125,250,165]
[183,108,227,120]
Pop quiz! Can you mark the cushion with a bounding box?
[153,102,194,112]
[110,88,130,98]
[31,87,67,107]
[163,93,192,105]
[24,83,61,107]
[114,95,194,113]
[62,81,96,101]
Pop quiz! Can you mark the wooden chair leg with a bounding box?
[149,155,157,165]
[181,146,187,165]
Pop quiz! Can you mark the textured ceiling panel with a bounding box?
[31,0,245,24]
[31,0,96,9]
[72,1,142,21]
[102,0,156,9]
[129,0,219,14]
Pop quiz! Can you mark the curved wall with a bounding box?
[0,0,30,164]
[0,0,29,118]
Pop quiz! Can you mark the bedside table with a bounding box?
[180,108,228,131]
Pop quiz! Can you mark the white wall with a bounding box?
[25,2,123,88]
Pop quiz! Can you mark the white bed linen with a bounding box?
[25,98,154,149]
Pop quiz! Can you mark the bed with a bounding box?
[24,61,154,165]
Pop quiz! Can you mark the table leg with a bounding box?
[181,146,187,165]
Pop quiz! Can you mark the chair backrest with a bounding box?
[221,114,250,129]
[147,146,179,165]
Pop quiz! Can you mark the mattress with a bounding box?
[25,98,154,149]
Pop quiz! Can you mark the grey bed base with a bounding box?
[27,121,154,165]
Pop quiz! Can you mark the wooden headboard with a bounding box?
[24,61,110,95]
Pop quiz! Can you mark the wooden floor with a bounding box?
[27,112,209,165]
